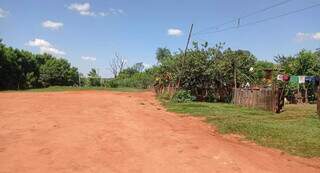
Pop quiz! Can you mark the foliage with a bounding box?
[274,49,320,101]
[163,101,320,158]
[86,68,101,86]
[0,40,79,90]
[108,72,154,89]
[154,43,320,103]
[5,86,145,92]
[158,91,172,101]
[106,63,156,89]
[117,62,145,79]
[156,42,257,102]
[39,57,78,87]
[252,61,275,85]
[156,47,172,64]
[275,49,320,76]
[171,90,195,103]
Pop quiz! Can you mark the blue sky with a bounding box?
[0,0,319,77]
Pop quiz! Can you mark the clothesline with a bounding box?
[277,75,319,84]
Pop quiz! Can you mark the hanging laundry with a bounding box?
[283,74,290,82]
[299,76,306,84]
[277,74,284,81]
[316,76,320,85]
[305,76,315,83]
[289,76,299,86]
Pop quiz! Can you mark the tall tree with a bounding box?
[156,48,172,64]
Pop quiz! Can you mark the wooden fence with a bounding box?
[234,88,277,112]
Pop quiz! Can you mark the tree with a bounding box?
[155,42,257,102]
[39,58,78,87]
[252,61,274,84]
[275,50,320,76]
[0,40,79,90]
[132,62,144,72]
[294,50,320,76]
[87,68,101,86]
[109,52,126,78]
[156,48,172,64]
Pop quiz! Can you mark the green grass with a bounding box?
[162,100,320,158]
[2,86,146,92]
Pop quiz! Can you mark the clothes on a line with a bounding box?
[277,75,319,85]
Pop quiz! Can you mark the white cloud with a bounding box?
[295,32,320,42]
[168,28,183,37]
[81,56,96,61]
[68,2,95,16]
[67,3,124,17]
[99,8,125,17]
[42,20,64,30]
[40,46,65,55]
[99,12,109,17]
[27,38,65,56]
[312,32,320,40]
[27,38,52,47]
[0,8,9,18]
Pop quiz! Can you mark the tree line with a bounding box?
[0,40,79,90]
[1,37,320,102]
[152,42,320,102]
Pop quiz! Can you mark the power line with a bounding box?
[194,3,320,36]
[194,0,295,34]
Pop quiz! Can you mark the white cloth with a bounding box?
[277,74,284,81]
[299,76,305,84]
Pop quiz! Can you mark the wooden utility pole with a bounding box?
[177,24,194,89]
[184,24,194,57]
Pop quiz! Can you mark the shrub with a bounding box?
[106,79,119,88]
[172,90,195,103]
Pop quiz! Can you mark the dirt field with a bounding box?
[0,91,319,173]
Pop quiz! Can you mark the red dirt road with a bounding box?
[0,91,319,173]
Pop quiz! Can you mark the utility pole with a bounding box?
[184,24,194,57]
[177,24,194,89]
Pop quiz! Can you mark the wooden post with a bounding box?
[177,24,194,90]
[78,73,81,87]
[184,24,194,57]
[317,85,320,117]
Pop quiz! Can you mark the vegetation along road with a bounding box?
[0,90,319,173]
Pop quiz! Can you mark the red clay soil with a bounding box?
[0,91,319,173]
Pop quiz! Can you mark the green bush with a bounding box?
[172,90,195,103]
[107,72,153,89]
[105,79,119,88]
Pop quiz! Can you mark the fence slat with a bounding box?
[234,88,275,112]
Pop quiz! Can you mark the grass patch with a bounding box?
[162,100,320,158]
[2,86,146,92]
